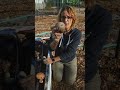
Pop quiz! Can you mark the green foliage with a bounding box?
[63,0,82,5]
[45,0,54,10]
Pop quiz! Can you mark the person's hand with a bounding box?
[43,57,53,64]
[36,72,45,83]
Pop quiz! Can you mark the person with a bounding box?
[85,0,112,90]
[39,5,81,85]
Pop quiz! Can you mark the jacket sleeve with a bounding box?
[59,29,81,62]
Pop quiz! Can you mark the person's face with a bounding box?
[60,10,73,31]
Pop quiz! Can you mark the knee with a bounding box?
[53,76,62,82]
[64,72,77,85]
[54,78,62,82]
[64,79,76,85]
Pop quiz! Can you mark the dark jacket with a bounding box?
[85,4,112,82]
[54,28,81,63]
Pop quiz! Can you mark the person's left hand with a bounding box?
[43,57,53,64]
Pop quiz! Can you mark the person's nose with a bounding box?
[64,18,68,23]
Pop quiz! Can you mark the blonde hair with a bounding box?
[58,5,76,29]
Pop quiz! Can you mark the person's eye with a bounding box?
[61,16,72,19]
[67,16,72,19]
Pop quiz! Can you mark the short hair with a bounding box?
[58,5,76,29]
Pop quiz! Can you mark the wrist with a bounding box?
[52,56,61,63]
[52,58,55,62]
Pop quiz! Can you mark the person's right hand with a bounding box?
[36,72,45,83]
[43,57,53,64]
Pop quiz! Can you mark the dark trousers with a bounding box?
[85,71,101,90]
